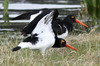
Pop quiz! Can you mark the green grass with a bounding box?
[0,32,100,66]
[3,0,9,23]
[80,0,100,30]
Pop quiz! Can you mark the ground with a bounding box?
[0,32,100,66]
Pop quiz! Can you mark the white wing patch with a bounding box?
[30,11,42,22]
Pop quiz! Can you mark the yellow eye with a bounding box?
[71,16,75,18]
[61,40,65,43]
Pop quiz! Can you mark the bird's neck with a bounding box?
[62,20,73,32]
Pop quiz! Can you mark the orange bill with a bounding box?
[75,19,88,27]
[66,44,78,51]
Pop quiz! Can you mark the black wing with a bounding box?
[10,10,40,20]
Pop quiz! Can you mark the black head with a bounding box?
[52,38,66,48]
[63,15,76,23]
[52,37,78,51]
[63,15,88,27]
[62,15,76,32]
[60,39,66,47]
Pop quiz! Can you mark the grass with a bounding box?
[0,32,100,66]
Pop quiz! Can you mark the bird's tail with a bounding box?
[12,46,21,52]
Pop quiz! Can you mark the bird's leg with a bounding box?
[40,48,46,56]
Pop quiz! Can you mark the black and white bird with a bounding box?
[12,9,58,55]
[11,9,88,39]
[52,15,88,39]
[12,36,78,55]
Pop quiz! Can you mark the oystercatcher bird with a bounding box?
[12,36,77,55]
[52,15,88,39]
[12,10,58,55]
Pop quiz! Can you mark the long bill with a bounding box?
[75,19,88,27]
[66,44,78,51]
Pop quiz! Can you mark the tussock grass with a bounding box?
[0,32,100,66]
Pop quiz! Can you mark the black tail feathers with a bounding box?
[12,46,21,52]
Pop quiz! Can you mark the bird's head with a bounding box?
[60,39,67,47]
[63,15,88,27]
[60,39,78,51]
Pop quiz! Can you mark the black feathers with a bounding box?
[52,37,66,48]
[23,34,38,44]
[12,46,21,51]
[11,10,40,20]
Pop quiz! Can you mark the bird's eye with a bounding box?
[61,40,65,43]
[71,16,75,18]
